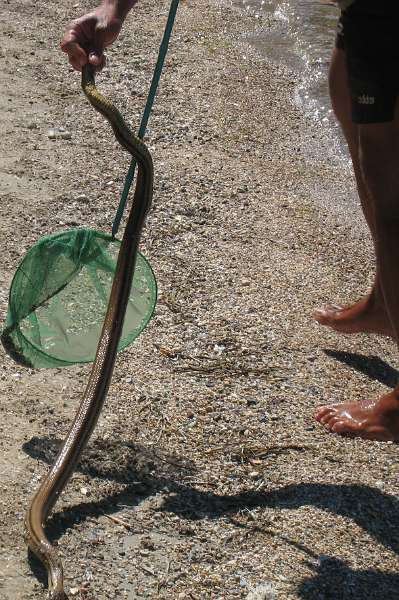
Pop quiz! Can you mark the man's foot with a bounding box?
[313,295,394,338]
[315,390,399,441]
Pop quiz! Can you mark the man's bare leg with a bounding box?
[313,48,393,338]
[316,115,399,441]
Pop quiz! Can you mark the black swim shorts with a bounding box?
[335,0,399,124]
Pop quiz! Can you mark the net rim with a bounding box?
[5,227,157,367]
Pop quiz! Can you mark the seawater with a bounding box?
[238,0,340,125]
[233,0,362,218]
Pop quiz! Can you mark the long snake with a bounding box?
[24,64,154,599]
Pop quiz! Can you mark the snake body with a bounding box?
[25,64,153,599]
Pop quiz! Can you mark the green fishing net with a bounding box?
[1,228,157,369]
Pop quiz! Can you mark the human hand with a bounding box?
[61,2,132,71]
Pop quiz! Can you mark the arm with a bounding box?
[61,0,137,71]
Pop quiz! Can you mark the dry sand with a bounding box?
[1,0,399,598]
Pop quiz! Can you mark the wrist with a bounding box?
[102,0,137,20]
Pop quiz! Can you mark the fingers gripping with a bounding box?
[60,15,106,71]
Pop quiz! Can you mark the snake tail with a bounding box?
[24,64,153,599]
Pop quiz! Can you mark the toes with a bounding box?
[313,304,345,326]
[314,304,342,315]
[313,308,330,324]
[317,413,345,431]
[331,419,360,435]
[326,416,348,431]
[320,411,338,425]
[323,304,343,313]
[315,397,399,441]
[314,405,339,423]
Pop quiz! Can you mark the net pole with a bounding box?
[112,0,180,237]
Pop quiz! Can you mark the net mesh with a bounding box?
[1,228,157,368]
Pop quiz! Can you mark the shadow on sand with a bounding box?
[324,349,399,388]
[23,436,399,598]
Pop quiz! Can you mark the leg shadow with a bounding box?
[23,440,399,599]
[324,349,399,388]
[298,554,399,599]
[162,482,399,557]
[23,439,399,557]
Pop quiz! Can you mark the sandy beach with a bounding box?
[1,0,399,598]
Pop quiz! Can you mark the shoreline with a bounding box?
[226,0,362,228]
[1,0,399,598]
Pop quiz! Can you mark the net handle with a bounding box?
[112,0,180,237]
